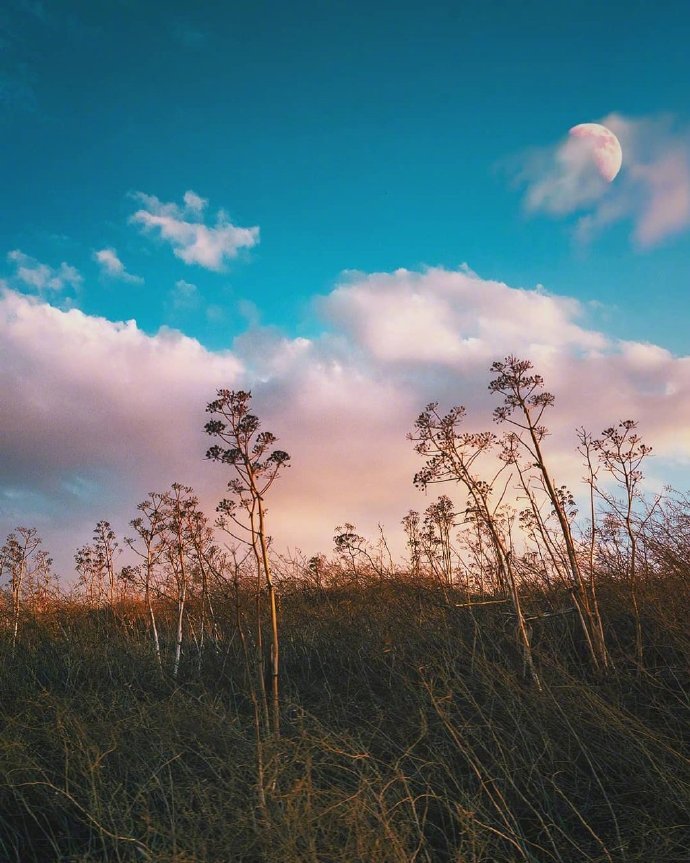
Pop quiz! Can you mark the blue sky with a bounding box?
[2,0,690,575]
[2,0,689,350]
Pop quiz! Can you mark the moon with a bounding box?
[568,123,622,182]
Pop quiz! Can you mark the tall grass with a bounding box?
[1,569,689,862]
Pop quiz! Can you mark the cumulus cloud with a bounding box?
[7,250,82,294]
[518,113,690,247]
[322,268,606,366]
[1,267,690,579]
[0,287,243,569]
[130,190,259,270]
[93,247,143,284]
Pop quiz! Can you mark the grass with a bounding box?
[1,571,689,862]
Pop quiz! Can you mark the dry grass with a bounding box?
[0,571,689,862]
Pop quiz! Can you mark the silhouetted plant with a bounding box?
[421,495,457,588]
[74,520,121,609]
[489,356,610,671]
[639,489,690,586]
[333,522,382,580]
[409,402,541,689]
[74,542,104,607]
[125,490,169,669]
[205,389,290,737]
[307,553,327,590]
[591,420,654,669]
[401,510,423,578]
[577,427,614,668]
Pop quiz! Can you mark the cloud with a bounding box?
[0,286,243,572]
[523,135,611,216]
[1,267,690,579]
[170,279,199,311]
[321,268,605,366]
[7,250,82,294]
[93,247,144,284]
[130,191,259,271]
[629,147,690,246]
[517,113,690,248]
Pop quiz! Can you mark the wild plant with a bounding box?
[489,356,611,671]
[125,491,169,669]
[409,402,542,688]
[589,420,655,669]
[205,389,290,737]
[0,526,53,649]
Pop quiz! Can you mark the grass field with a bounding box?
[1,567,689,863]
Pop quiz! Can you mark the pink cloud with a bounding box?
[630,149,690,246]
[322,268,606,365]
[1,268,690,579]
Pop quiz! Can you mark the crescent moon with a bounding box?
[568,123,623,182]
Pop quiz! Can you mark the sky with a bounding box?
[1,0,690,578]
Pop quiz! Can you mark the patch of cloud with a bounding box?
[517,113,690,248]
[130,190,259,271]
[7,250,82,295]
[629,148,690,246]
[1,267,690,578]
[166,279,228,326]
[321,267,605,365]
[236,298,261,328]
[170,278,199,311]
[93,247,144,284]
[523,135,610,216]
[205,304,226,324]
[0,286,244,570]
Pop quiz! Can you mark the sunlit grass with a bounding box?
[1,571,689,862]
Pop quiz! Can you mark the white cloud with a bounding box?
[93,247,144,284]
[182,191,207,213]
[1,267,690,579]
[130,190,259,271]
[630,148,690,246]
[517,113,690,247]
[322,268,606,366]
[7,250,82,293]
[170,278,199,311]
[524,136,610,216]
